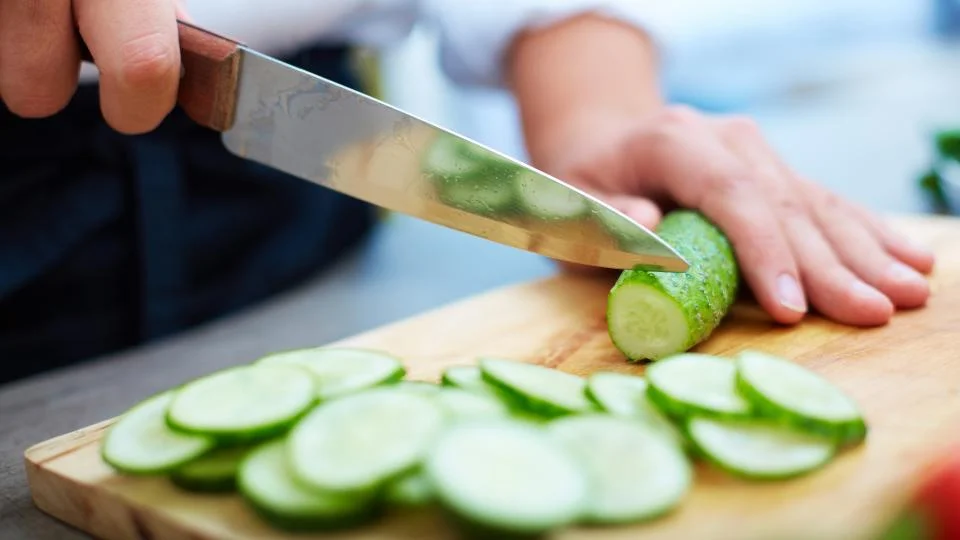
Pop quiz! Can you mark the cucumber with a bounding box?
[514,171,588,221]
[393,380,442,395]
[170,445,252,493]
[237,439,377,531]
[423,420,588,536]
[441,365,495,395]
[434,387,510,421]
[257,347,405,400]
[607,210,739,361]
[479,358,596,417]
[166,364,316,441]
[288,387,446,495]
[686,416,837,480]
[548,415,692,524]
[645,354,753,420]
[734,350,867,444]
[101,391,215,475]
[585,372,685,447]
[384,469,434,507]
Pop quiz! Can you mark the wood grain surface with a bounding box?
[23,215,960,540]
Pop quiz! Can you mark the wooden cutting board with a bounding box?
[24,214,960,540]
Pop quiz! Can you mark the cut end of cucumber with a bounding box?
[607,280,690,362]
[735,350,867,444]
[101,392,215,475]
[646,354,753,419]
[548,415,692,524]
[687,416,837,480]
[166,364,316,439]
[258,347,405,400]
[288,387,446,494]
[424,420,588,535]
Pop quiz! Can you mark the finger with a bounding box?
[807,187,930,309]
[0,0,80,117]
[848,201,936,274]
[175,0,193,21]
[784,214,895,326]
[603,194,662,230]
[74,0,180,134]
[630,116,808,325]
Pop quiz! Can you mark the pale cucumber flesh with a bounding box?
[424,421,589,535]
[288,387,446,494]
[258,347,404,400]
[548,415,692,523]
[101,392,214,475]
[645,354,753,419]
[585,372,685,447]
[479,358,595,417]
[734,350,867,444]
[166,364,315,439]
[686,417,837,480]
[237,439,375,531]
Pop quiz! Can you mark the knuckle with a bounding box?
[116,32,179,89]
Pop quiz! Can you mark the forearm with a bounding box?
[506,14,664,171]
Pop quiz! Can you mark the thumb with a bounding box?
[601,193,663,230]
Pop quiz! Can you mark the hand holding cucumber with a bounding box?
[533,105,935,328]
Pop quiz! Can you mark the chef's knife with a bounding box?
[79,21,688,272]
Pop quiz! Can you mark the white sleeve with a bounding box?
[416,0,690,88]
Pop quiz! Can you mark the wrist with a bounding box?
[506,13,664,171]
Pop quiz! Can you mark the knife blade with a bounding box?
[79,21,688,272]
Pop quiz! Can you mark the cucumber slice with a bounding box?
[258,347,405,400]
[514,171,588,220]
[166,364,315,440]
[101,391,214,475]
[441,365,491,393]
[479,358,595,417]
[238,439,377,531]
[686,416,837,480]
[384,469,434,507]
[393,380,442,395]
[735,350,867,444]
[585,372,685,447]
[645,354,753,419]
[288,387,446,494]
[548,415,692,524]
[434,387,509,421]
[423,420,588,535]
[607,210,739,361]
[170,445,252,492]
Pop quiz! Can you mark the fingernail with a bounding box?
[886,261,926,285]
[777,274,807,313]
[850,280,888,302]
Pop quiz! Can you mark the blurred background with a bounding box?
[378,0,960,215]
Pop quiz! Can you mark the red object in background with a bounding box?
[913,445,960,540]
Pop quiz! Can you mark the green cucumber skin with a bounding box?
[684,417,838,482]
[478,361,595,419]
[734,375,868,446]
[607,210,739,361]
[170,472,238,493]
[169,446,254,493]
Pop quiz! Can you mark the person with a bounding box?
[0,1,935,384]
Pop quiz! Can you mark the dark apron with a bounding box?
[0,45,376,384]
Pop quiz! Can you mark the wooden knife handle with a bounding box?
[77,21,242,132]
